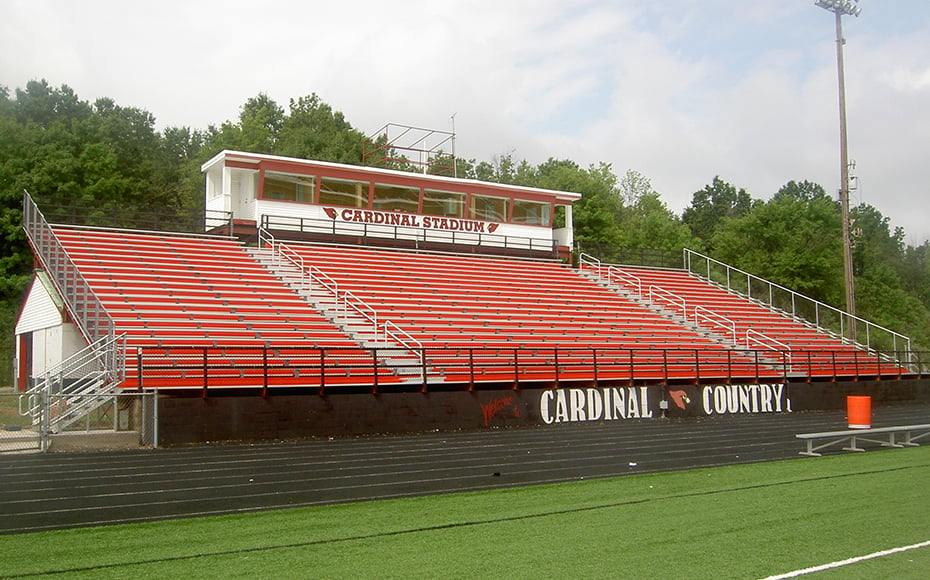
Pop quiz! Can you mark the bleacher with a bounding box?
[41,224,909,393]
[52,227,394,390]
[609,265,902,379]
[285,243,785,384]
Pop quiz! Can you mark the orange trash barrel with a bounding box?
[847,395,871,429]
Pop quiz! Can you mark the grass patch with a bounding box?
[0,391,30,430]
[1,447,929,578]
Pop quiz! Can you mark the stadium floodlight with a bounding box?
[815,0,862,17]
[814,0,861,339]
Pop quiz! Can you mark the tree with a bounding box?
[682,176,754,251]
[902,241,930,308]
[711,181,843,304]
[618,168,653,207]
[276,93,365,164]
[621,192,698,251]
[0,81,198,385]
[610,170,698,251]
[536,159,624,250]
[850,204,905,279]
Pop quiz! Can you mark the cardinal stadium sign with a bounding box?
[324,207,499,233]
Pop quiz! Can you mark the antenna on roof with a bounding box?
[451,113,457,178]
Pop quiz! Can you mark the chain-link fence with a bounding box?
[0,388,40,453]
[0,389,157,453]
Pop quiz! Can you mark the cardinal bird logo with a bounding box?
[323,207,338,220]
[487,223,499,233]
[669,389,691,410]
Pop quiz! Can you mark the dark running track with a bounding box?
[1,403,928,535]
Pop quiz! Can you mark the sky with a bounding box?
[2,0,929,244]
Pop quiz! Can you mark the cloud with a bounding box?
[2,0,929,243]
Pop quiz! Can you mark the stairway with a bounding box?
[247,244,427,382]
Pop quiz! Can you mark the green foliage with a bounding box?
[902,242,930,306]
[682,175,754,251]
[616,170,699,252]
[2,76,929,382]
[277,94,365,163]
[536,159,625,248]
[711,180,844,305]
[0,80,207,385]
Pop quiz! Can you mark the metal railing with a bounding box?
[649,285,687,318]
[19,333,127,439]
[683,248,913,358]
[581,254,646,298]
[134,344,926,394]
[30,199,233,237]
[23,192,116,344]
[258,228,423,356]
[608,266,642,298]
[576,244,684,269]
[260,213,556,254]
[746,330,793,372]
[582,253,794,357]
[695,306,737,345]
[579,253,602,276]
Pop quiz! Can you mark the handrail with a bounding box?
[648,285,686,318]
[342,289,377,328]
[580,255,644,299]
[259,227,419,356]
[579,253,601,278]
[22,192,116,344]
[746,329,791,354]
[135,344,927,392]
[694,306,737,345]
[260,213,557,254]
[606,265,642,298]
[683,248,912,357]
[309,265,339,301]
[384,320,423,353]
[19,333,126,430]
[746,330,792,373]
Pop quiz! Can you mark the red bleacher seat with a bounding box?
[611,265,894,378]
[284,243,781,383]
[53,227,389,389]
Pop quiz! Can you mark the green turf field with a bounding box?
[1,447,928,579]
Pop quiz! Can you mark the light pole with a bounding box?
[815,0,860,341]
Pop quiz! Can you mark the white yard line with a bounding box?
[762,540,930,579]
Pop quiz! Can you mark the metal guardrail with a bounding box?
[258,228,423,356]
[608,266,642,298]
[649,285,686,318]
[582,253,798,358]
[695,306,737,345]
[133,345,926,393]
[24,200,233,237]
[260,213,556,253]
[23,192,116,344]
[746,329,793,372]
[582,255,645,299]
[683,248,912,358]
[19,333,126,440]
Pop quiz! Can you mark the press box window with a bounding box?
[262,172,314,202]
[319,177,368,207]
[372,183,420,213]
[511,199,551,226]
[469,194,507,222]
[422,189,465,218]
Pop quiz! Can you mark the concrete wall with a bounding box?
[156,379,930,445]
